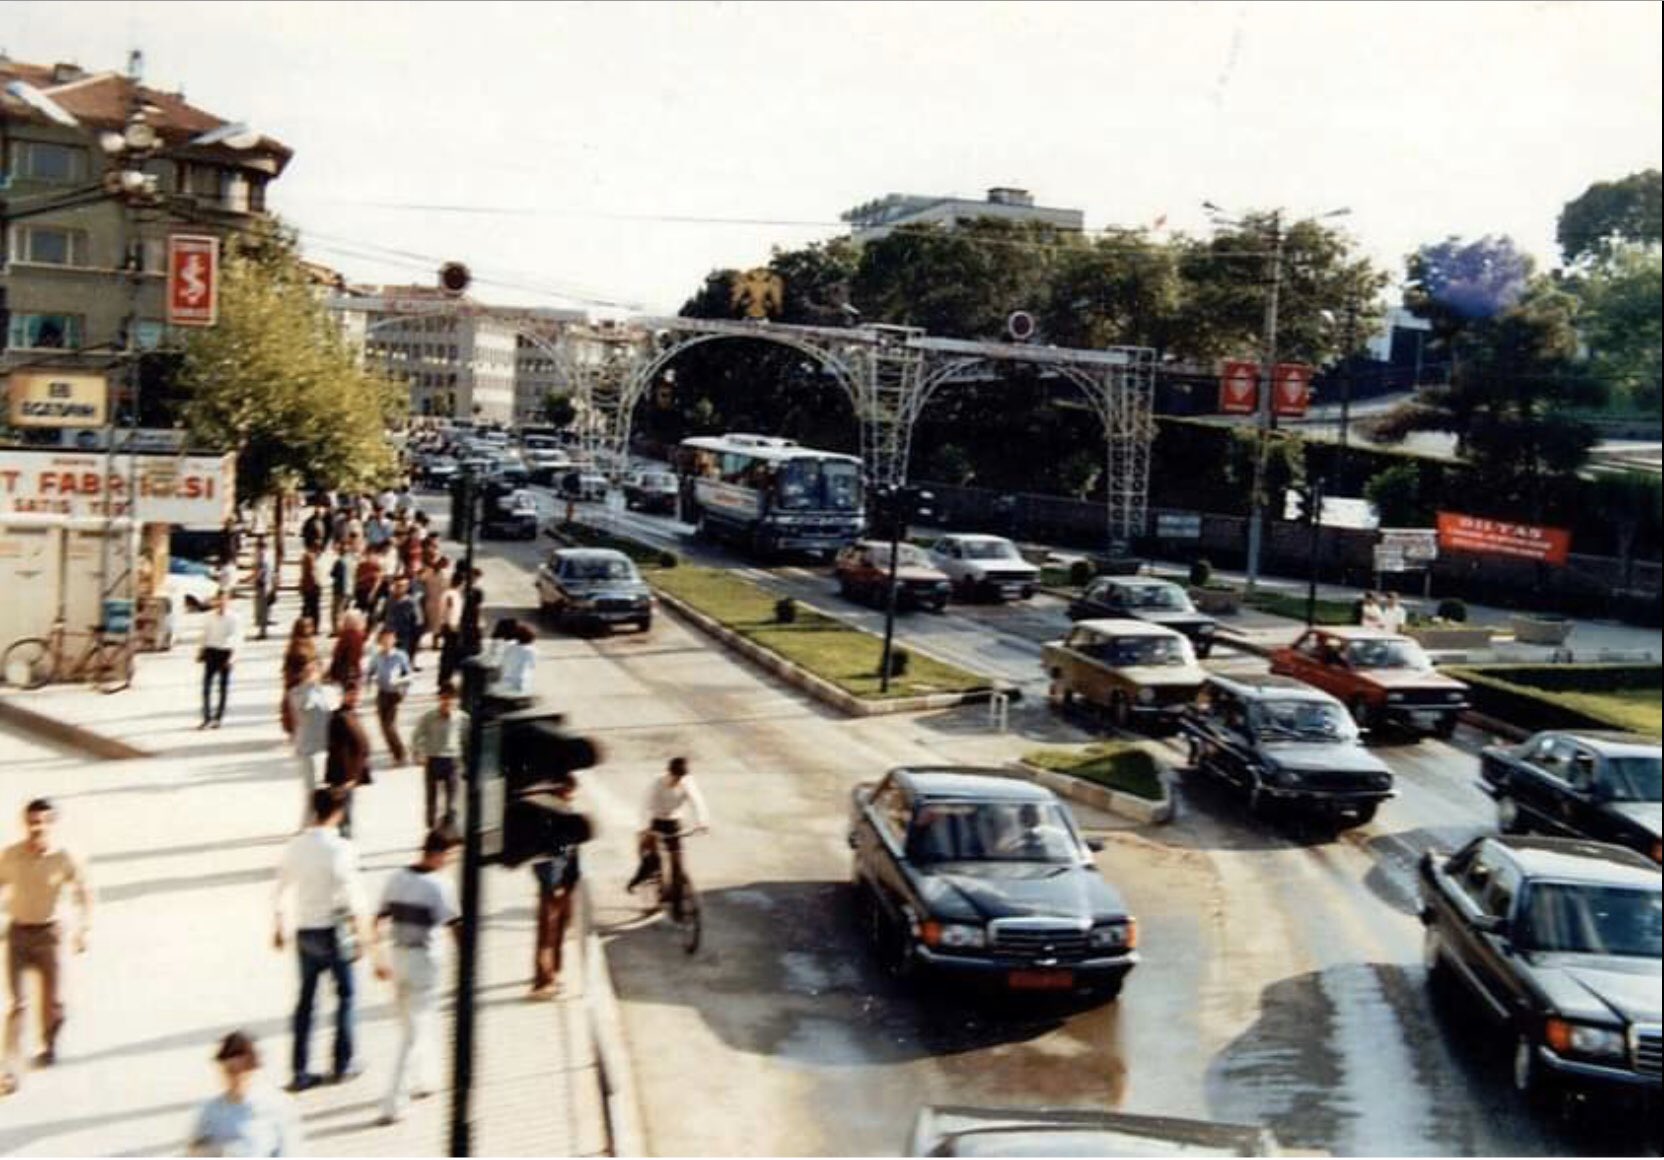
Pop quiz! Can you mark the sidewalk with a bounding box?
[0,582,609,1155]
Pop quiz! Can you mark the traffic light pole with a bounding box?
[450,470,481,1157]
[879,486,901,694]
[1305,476,1325,628]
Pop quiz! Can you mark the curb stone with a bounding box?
[578,883,646,1158]
[0,693,151,759]
[650,586,1008,718]
[1006,759,1174,825]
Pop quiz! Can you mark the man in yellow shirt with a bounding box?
[0,798,93,1096]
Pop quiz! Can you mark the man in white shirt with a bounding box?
[287,661,337,830]
[372,828,461,1124]
[199,592,243,729]
[273,789,373,1093]
[626,758,709,905]
[1381,591,1408,634]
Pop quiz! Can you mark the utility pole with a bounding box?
[450,467,481,1158]
[1243,210,1284,593]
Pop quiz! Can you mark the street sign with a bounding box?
[1379,527,1439,563]
[6,371,108,428]
[1272,363,1312,417]
[1156,512,1203,539]
[1219,360,1259,415]
[1437,511,1571,566]
[1373,546,1406,574]
[167,234,220,327]
[0,449,235,524]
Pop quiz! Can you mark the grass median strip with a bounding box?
[1023,742,1165,801]
[649,566,991,700]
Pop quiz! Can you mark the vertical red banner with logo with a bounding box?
[1272,363,1312,417]
[167,234,220,328]
[1219,360,1259,415]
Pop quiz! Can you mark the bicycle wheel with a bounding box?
[679,883,701,955]
[2,638,53,690]
[92,639,135,694]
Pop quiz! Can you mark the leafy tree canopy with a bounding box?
[1557,169,1663,266]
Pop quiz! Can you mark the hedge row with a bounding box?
[1455,664,1661,695]
[551,521,678,569]
[1447,665,1662,736]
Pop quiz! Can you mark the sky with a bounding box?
[3,0,1660,316]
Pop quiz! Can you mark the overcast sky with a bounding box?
[3,1,1660,314]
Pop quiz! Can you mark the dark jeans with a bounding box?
[301,589,322,629]
[425,756,458,829]
[375,690,407,765]
[437,629,460,691]
[201,648,232,724]
[292,927,356,1081]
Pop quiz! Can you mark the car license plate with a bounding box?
[1008,969,1074,990]
[1411,710,1444,729]
[1000,584,1023,598]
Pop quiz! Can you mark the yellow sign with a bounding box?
[732,268,784,320]
[7,371,109,428]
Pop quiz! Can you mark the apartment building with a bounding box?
[840,186,1083,243]
[1,57,291,398]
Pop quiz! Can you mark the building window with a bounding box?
[8,141,89,183]
[185,163,223,199]
[14,225,89,266]
[7,312,85,350]
[223,172,250,214]
[248,177,267,214]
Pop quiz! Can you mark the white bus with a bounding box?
[675,433,864,555]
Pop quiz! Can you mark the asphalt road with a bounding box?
[438,490,1657,1157]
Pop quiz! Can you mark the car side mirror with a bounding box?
[1473,913,1508,939]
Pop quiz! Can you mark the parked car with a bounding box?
[1418,835,1662,1108]
[835,541,951,612]
[1068,577,1219,658]
[163,557,220,612]
[906,1105,1277,1157]
[560,469,610,502]
[1268,627,1469,738]
[926,534,1040,602]
[621,470,680,515]
[480,487,540,541]
[419,455,458,490]
[535,547,653,632]
[1043,619,1205,733]
[1180,674,1395,829]
[1479,731,1662,864]
[848,768,1138,998]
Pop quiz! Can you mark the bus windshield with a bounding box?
[776,459,862,512]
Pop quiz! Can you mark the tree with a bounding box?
[1590,471,1663,589]
[1363,462,1426,527]
[542,391,577,428]
[1403,235,1532,344]
[1574,246,1663,412]
[180,230,402,501]
[1557,169,1663,266]
[1042,231,1184,353]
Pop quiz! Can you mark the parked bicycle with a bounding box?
[2,619,134,693]
[639,823,707,954]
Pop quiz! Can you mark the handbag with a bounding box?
[333,907,360,963]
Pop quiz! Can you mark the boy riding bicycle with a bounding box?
[626,757,709,917]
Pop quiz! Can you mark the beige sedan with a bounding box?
[1042,618,1207,732]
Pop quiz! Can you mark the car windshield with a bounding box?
[1251,699,1359,742]
[1103,635,1192,667]
[1126,583,1190,611]
[962,540,1020,561]
[776,458,862,512]
[1344,638,1432,671]
[1603,756,1663,802]
[562,557,636,582]
[872,544,932,569]
[1518,883,1663,958]
[907,801,1081,864]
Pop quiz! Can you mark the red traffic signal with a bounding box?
[439,262,472,296]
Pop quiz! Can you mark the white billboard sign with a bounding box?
[0,450,235,525]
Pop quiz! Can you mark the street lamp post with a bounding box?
[450,465,483,1157]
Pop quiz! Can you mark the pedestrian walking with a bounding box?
[1381,591,1408,634]
[328,611,368,690]
[324,684,373,839]
[0,798,93,1095]
[436,571,465,692]
[329,540,357,638]
[495,622,538,696]
[1359,591,1386,630]
[385,577,423,669]
[354,547,388,623]
[411,684,468,829]
[280,618,318,738]
[531,775,590,998]
[372,827,461,1125]
[199,592,243,729]
[298,546,323,631]
[288,661,335,830]
[459,569,485,661]
[273,789,373,1093]
[251,536,275,642]
[365,629,414,767]
[187,1031,301,1157]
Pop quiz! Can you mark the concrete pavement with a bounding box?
[0,589,610,1156]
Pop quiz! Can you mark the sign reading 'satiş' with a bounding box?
[0,451,235,525]
[1437,511,1571,566]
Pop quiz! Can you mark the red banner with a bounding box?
[1219,360,1259,414]
[167,234,220,327]
[1436,512,1571,565]
[1272,363,1312,417]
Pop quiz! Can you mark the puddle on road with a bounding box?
[779,951,862,996]
[775,1015,875,1068]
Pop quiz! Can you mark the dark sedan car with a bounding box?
[534,547,653,633]
[1479,731,1661,864]
[1419,835,1662,1109]
[1180,674,1395,830]
[1069,577,1219,658]
[848,768,1138,999]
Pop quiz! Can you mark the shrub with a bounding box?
[1437,598,1468,623]
[1068,559,1094,588]
[657,550,679,569]
[883,645,911,678]
[1189,558,1213,588]
[774,597,797,624]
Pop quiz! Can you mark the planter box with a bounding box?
[1510,614,1574,646]
[1408,626,1495,650]
[1189,586,1241,615]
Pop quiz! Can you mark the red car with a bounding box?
[1268,627,1469,739]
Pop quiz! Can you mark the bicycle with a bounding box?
[639,823,707,954]
[2,619,135,693]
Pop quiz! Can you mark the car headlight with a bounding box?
[1088,923,1132,950]
[1137,687,1157,704]
[921,922,987,949]
[1545,1019,1627,1060]
[935,581,951,591]
[1387,693,1405,703]
[634,594,651,606]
